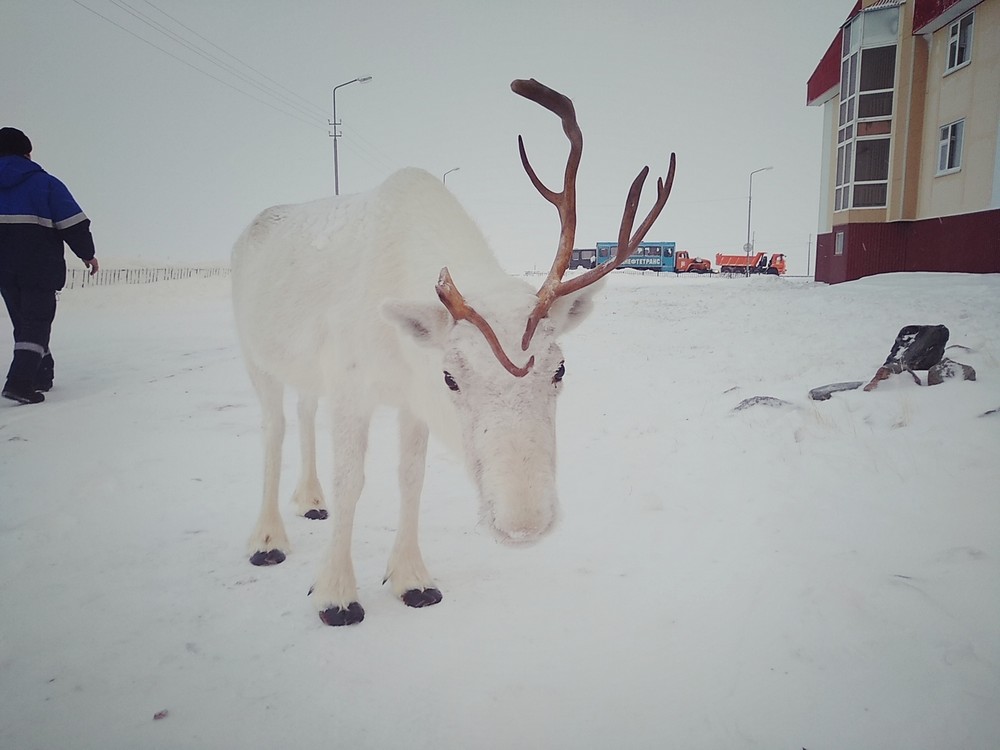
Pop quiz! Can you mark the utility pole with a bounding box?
[330,76,373,195]
[746,166,773,277]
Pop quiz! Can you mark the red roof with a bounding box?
[806,1,860,106]
[913,0,979,33]
[807,32,843,106]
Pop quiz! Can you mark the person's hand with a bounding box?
[85,257,100,275]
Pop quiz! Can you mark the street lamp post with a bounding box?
[745,166,773,277]
[442,167,460,184]
[331,75,373,196]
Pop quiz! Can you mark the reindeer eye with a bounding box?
[443,371,460,391]
[553,361,565,384]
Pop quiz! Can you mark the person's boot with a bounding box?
[35,353,54,392]
[2,379,45,404]
[6,348,43,400]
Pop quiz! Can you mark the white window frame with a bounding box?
[937,119,965,175]
[835,231,845,256]
[834,11,896,212]
[945,12,974,74]
[852,136,892,207]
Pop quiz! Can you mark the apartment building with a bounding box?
[807,0,1000,283]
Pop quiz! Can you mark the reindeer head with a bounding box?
[385,79,675,544]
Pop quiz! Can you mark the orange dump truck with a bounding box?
[715,252,786,275]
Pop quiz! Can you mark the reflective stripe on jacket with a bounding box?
[0,154,95,290]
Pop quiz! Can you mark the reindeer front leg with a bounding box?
[311,402,371,626]
[384,410,442,608]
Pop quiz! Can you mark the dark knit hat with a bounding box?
[0,127,32,157]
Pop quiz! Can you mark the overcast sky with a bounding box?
[4,1,851,273]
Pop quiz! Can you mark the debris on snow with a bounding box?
[864,324,949,391]
[808,381,864,401]
[732,395,794,412]
[927,357,976,385]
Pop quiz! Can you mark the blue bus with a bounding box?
[595,241,676,272]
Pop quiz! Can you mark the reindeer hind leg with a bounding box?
[246,361,291,565]
[290,392,327,520]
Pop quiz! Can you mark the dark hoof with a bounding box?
[303,509,328,520]
[319,602,365,626]
[402,588,443,608]
[249,549,286,566]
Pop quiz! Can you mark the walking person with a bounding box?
[0,127,99,404]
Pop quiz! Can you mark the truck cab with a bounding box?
[675,250,712,274]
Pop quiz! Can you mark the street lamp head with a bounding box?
[334,76,373,92]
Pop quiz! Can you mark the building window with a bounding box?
[852,138,891,207]
[859,45,895,91]
[852,183,888,208]
[835,231,845,256]
[937,120,964,174]
[946,12,974,73]
[855,138,891,181]
[835,8,896,212]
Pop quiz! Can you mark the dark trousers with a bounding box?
[1,284,57,390]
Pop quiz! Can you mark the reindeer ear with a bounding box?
[382,301,453,348]
[546,278,605,335]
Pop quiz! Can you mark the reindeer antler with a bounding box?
[432,80,676,377]
[436,268,534,378]
[512,78,677,351]
[511,79,582,296]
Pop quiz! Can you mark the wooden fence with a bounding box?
[64,266,230,290]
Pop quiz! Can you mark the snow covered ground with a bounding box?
[1,270,998,750]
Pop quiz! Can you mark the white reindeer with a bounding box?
[231,79,676,626]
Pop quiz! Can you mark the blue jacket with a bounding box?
[0,155,96,290]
